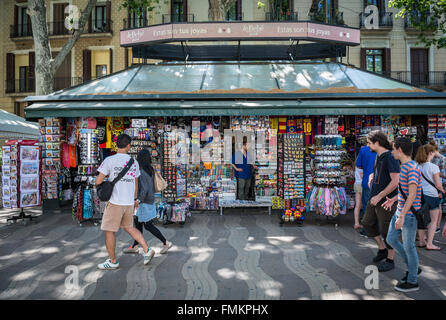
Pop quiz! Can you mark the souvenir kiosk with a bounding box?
[23,20,446,227]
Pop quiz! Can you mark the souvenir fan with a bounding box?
[87,118,97,129]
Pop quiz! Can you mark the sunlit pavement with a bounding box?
[0,207,445,300]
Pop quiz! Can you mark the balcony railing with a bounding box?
[384,71,446,87]
[265,11,298,21]
[10,24,32,38]
[359,12,393,29]
[6,77,83,94]
[162,14,194,24]
[405,13,438,30]
[48,21,71,36]
[310,11,344,25]
[90,19,113,33]
[11,19,113,39]
[123,17,149,29]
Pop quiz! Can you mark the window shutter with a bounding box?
[109,48,113,74]
[28,52,35,92]
[125,48,129,69]
[360,48,366,70]
[237,0,242,20]
[183,0,188,21]
[6,53,15,92]
[13,5,18,37]
[88,10,92,33]
[384,48,391,76]
[27,9,32,35]
[83,49,91,81]
[106,1,111,32]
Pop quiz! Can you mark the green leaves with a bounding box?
[389,0,446,48]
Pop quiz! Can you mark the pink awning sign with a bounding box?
[120,22,360,46]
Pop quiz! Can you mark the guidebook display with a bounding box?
[2,140,41,209]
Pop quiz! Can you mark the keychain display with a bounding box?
[283,133,305,202]
[79,129,100,165]
[255,129,278,202]
[162,131,177,200]
[307,186,349,217]
[72,176,101,226]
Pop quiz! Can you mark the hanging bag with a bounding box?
[420,171,445,200]
[398,183,429,229]
[154,169,168,193]
[96,158,135,202]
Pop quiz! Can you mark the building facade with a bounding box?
[1,0,445,116]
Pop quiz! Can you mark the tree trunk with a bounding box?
[28,0,97,96]
[208,0,237,21]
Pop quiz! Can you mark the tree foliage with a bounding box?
[389,0,446,48]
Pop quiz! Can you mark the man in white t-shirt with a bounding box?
[95,133,155,270]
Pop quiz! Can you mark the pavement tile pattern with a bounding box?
[0,209,445,300]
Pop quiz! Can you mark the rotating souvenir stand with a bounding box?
[255,129,278,203]
[38,118,63,202]
[72,128,102,226]
[279,132,306,226]
[308,134,348,226]
[161,130,190,225]
[2,140,42,224]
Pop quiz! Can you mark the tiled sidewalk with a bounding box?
[0,209,445,300]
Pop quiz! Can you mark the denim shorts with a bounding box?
[423,195,441,211]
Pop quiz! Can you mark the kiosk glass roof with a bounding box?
[49,62,420,96]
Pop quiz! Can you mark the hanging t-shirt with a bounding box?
[110,117,125,152]
[97,118,107,148]
[97,153,140,206]
[105,117,112,149]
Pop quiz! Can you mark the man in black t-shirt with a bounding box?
[361,130,400,272]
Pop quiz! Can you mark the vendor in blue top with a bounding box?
[231,138,258,200]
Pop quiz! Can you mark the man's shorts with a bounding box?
[354,184,363,193]
[101,202,134,232]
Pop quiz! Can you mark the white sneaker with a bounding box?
[143,247,155,265]
[97,258,119,270]
[160,241,173,254]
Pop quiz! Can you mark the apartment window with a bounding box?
[366,49,384,73]
[96,65,107,78]
[19,66,29,92]
[171,0,187,22]
[129,7,147,28]
[226,0,242,21]
[272,0,292,15]
[364,0,385,10]
[18,6,29,36]
[94,5,106,31]
[310,0,340,24]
